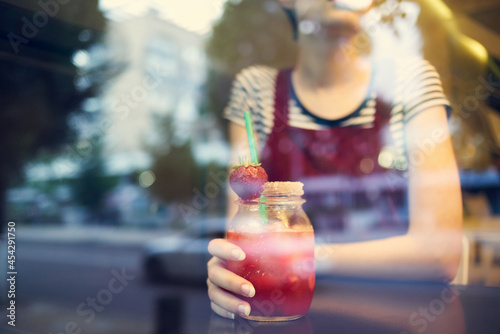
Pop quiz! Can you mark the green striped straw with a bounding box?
[243,111,268,223]
[244,112,259,165]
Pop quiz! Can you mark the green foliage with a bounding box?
[206,0,297,75]
[0,1,106,230]
[203,0,298,140]
[148,116,201,204]
[71,150,117,211]
[0,0,106,183]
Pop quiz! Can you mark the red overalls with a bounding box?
[260,69,408,238]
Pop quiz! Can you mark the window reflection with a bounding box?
[3,0,500,280]
[1,0,500,332]
[310,281,466,334]
[208,313,313,334]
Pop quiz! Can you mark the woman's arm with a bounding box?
[316,106,463,281]
[207,106,462,319]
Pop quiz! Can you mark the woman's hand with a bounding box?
[207,238,256,319]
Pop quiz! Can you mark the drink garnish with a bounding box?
[229,160,268,201]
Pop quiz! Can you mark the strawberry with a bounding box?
[229,163,268,201]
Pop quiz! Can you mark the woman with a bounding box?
[207,0,462,319]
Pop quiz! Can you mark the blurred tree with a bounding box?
[203,0,298,139]
[148,115,201,227]
[71,140,118,224]
[206,0,297,76]
[202,160,229,217]
[0,0,106,234]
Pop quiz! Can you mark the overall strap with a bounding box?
[260,68,294,181]
[273,68,293,131]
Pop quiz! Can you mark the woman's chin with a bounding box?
[317,22,360,39]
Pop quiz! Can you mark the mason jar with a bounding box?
[227,182,315,322]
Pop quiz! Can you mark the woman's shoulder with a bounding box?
[233,65,279,90]
[373,56,445,97]
[373,56,438,78]
[391,57,442,86]
[388,57,450,121]
[236,65,279,78]
[225,65,279,149]
[225,65,280,124]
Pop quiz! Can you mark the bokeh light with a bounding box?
[139,170,156,188]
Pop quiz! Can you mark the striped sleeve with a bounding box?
[224,69,250,128]
[395,58,451,124]
[223,66,277,150]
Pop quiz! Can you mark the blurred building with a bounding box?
[16,4,229,227]
[101,10,208,171]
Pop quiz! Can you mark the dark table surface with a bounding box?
[4,277,500,334]
[6,236,500,334]
[160,278,500,334]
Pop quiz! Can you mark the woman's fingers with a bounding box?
[210,301,235,320]
[207,257,255,298]
[207,238,255,317]
[208,238,245,261]
[207,278,251,318]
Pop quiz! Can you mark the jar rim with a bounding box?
[261,181,304,197]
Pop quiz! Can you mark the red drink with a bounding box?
[227,230,315,321]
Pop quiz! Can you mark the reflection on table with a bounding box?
[153,277,500,334]
[206,280,467,334]
[309,280,465,334]
[208,314,313,334]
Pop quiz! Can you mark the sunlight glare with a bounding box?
[99,0,227,34]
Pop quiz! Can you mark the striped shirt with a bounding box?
[224,58,451,171]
